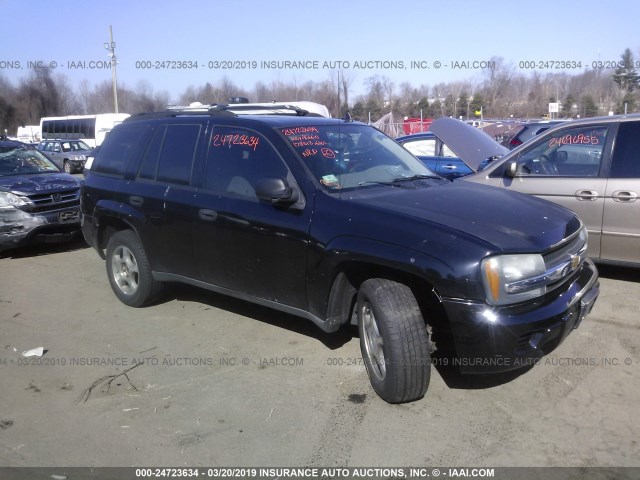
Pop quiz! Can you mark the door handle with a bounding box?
[442,164,457,170]
[129,195,143,207]
[198,209,218,221]
[611,191,638,202]
[575,190,599,201]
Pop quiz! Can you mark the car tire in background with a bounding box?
[357,278,431,403]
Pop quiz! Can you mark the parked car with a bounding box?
[431,115,640,266]
[396,131,507,179]
[0,140,82,251]
[36,139,92,173]
[82,106,599,403]
[504,121,567,149]
[83,146,100,178]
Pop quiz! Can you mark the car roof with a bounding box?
[395,132,436,141]
[123,112,359,129]
[514,113,640,140]
[551,112,640,127]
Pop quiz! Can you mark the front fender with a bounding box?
[306,233,486,321]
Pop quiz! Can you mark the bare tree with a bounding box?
[55,73,82,115]
[16,67,62,123]
[340,70,355,110]
[481,56,515,116]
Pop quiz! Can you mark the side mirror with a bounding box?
[255,177,299,205]
[505,160,518,178]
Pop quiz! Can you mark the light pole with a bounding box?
[104,25,119,113]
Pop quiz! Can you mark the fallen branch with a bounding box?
[76,362,142,404]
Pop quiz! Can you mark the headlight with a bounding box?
[482,254,546,306]
[0,191,28,209]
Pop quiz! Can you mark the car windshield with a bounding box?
[280,124,438,190]
[0,146,60,176]
[62,140,90,152]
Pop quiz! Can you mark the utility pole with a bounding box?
[104,25,119,113]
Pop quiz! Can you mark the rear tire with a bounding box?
[106,230,161,307]
[357,278,431,403]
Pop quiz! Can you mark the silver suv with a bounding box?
[37,140,92,173]
[431,115,640,266]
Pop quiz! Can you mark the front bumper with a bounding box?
[441,259,599,373]
[70,159,86,168]
[0,205,80,251]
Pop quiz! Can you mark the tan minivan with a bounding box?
[430,115,640,267]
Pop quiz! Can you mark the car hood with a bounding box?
[0,173,81,195]
[354,182,581,252]
[430,117,509,171]
[38,148,91,156]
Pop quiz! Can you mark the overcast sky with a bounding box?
[1,0,637,101]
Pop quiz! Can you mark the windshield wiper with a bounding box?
[358,174,442,188]
[391,174,442,182]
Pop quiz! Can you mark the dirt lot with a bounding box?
[0,238,639,471]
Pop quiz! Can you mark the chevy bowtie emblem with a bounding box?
[570,254,580,271]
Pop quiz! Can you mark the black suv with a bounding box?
[81,105,600,403]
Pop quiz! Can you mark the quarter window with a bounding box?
[441,144,457,158]
[514,126,608,177]
[92,125,149,177]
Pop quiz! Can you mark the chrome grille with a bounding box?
[22,189,80,213]
[542,229,588,291]
[504,228,588,297]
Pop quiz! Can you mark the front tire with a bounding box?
[357,278,431,403]
[106,230,161,307]
[63,160,73,174]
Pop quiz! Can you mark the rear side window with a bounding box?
[610,122,640,178]
[137,126,166,180]
[401,138,436,157]
[92,125,148,177]
[156,124,201,185]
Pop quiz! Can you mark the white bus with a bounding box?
[39,113,130,148]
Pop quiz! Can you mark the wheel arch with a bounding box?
[95,215,141,259]
[326,260,446,329]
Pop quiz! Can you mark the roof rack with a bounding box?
[125,109,237,122]
[167,101,331,117]
[125,101,331,123]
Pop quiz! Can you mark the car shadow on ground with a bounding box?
[0,235,88,259]
[595,263,639,282]
[161,283,538,389]
[161,283,356,350]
